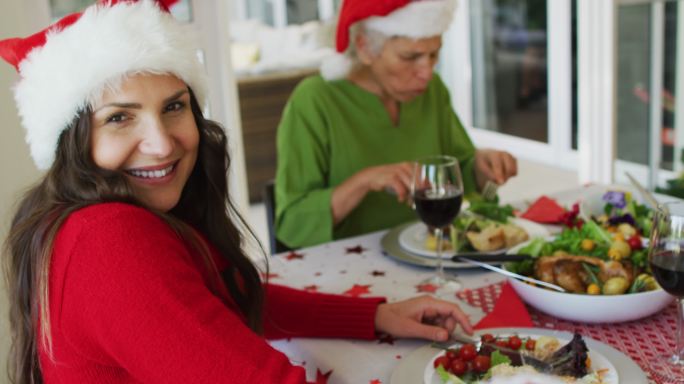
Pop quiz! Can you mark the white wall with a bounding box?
[0,2,45,383]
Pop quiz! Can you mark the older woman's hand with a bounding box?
[331,162,414,225]
[474,149,518,190]
[374,295,473,341]
[364,162,414,202]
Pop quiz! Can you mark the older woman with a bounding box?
[275,0,517,248]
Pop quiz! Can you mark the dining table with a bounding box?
[266,185,679,384]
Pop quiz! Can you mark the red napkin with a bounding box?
[520,195,566,224]
[474,282,533,330]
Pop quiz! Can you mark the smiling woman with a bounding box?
[89,75,200,212]
[0,1,476,383]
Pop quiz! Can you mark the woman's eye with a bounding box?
[105,113,127,124]
[164,101,185,113]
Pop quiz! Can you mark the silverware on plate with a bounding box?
[453,256,566,292]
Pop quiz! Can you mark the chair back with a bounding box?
[262,180,293,255]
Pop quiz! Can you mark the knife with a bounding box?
[450,252,533,263]
[454,256,567,292]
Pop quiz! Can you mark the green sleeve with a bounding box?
[275,79,335,248]
[433,75,481,199]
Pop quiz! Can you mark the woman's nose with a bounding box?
[416,61,434,82]
[139,118,174,157]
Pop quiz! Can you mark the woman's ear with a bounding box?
[354,32,376,66]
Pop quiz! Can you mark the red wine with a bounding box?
[651,250,684,297]
[414,188,463,228]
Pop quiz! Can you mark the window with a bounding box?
[49,0,192,22]
[440,0,577,170]
[244,0,336,27]
[616,1,678,172]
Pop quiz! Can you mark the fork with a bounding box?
[481,180,498,202]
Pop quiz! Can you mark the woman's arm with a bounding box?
[54,204,308,383]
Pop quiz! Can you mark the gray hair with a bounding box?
[347,22,389,66]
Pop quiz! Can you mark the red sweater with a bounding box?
[39,203,383,383]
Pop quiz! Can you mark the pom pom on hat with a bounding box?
[320,52,354,81]
[0,0,206,170]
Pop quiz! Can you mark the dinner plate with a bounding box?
[395,218,549,258]
[390,327,648,384]
[381,222,477,269]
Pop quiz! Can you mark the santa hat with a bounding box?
[0,0,208,170]
[321,0,458,80]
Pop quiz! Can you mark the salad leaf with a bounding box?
[581,220,612,246]
[468,202,515,223]
[490,350,512,367]
[517,237,546,257]
[436,364,466,384]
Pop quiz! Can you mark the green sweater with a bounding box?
[275,74,478,248]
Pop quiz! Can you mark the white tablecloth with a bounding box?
[268,230,499,383]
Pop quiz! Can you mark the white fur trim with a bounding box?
[14,0,208,169]
[320,52,353,80]
[365,0,458,40]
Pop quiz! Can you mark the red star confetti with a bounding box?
[345,245,366,254]
[261,272,280,279]
[371,270,385,277]
[285,251,304,261]
[377,333,395,345]
[315,369,333,384]
[370,380,382,384]
[343,284,371,297]
[416,283,438,293]
[303,285,319,292]
[314,272,322,276]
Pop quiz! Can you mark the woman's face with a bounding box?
[363,35,442,102]
[90,73,199,212]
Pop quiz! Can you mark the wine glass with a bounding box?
[648,201,684,382]
[411,155,464,290]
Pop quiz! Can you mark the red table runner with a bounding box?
[457,282,677,384]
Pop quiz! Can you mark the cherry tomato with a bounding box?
[495,339,509,349]
[433,355,450,369]
[627,235,643,250]
[472,355,491,373]
[525,338,536,351]
[458,344,477,361]
[446,349,458,360]
[449,359,467,376]
[508,335,522,350]
[481,333,495,343]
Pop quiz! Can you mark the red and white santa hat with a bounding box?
[0,0,208,170]
[321,0,458,80]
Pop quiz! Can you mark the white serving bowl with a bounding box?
[507,276,673,323]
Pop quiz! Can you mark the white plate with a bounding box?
[505,240,672,323]
[398,218,549,259]
[390,328,648,384]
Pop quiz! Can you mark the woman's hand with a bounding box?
[331,162,413,225]
[374,295,473,342]
[363,162,414,202]
[474,149,517,191]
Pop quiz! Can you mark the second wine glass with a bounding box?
[648,201,684,382]
[411,155,464,290]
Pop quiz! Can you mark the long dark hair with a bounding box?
[3,88,264,384]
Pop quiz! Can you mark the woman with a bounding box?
[276,0,518,248]
[1,1,472,383]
